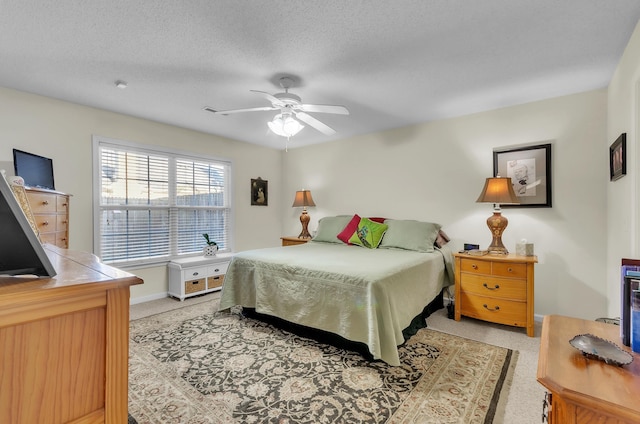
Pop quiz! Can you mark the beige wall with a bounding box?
[0,87,283,301]
[607,20,640,316]
[283,89,608,320]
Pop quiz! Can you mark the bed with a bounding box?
[218,216,454,366]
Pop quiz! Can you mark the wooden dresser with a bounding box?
[537,315,640,423]
[25,187,70,248]
[453,253,537,336]
[0,245,143,424]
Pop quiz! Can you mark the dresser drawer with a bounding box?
[34,214,57,232]
[459,258,492,275]
[460,274,526,300]
[183,266,208,281]
[207,262,229,276]
[57,195,70,212]
[492,262,527,278]
[57,214,69,231]
[29,193,57,213]
[460,292,527,327]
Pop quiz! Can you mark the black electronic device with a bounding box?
[463,243,480,251]
[12,149,55,190]
[0,174,56,277]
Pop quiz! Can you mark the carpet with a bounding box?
[128,300,516,423]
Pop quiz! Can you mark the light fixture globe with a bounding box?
[267,113,304,137]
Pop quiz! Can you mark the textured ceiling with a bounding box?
[1,1,639,150]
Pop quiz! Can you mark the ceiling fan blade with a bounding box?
[250,90,285,107]
[299,104,349,115]
[295,111,336,136]
[203,106,276,115]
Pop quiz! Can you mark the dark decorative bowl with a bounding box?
[569,333,633,366]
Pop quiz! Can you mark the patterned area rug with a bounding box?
[129,299,516,423]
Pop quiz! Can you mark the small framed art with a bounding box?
[251,177,268,206]
[493,143,552,208]
[609,133,626,181]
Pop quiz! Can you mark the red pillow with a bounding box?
[368,217,386,223]
[337,214,361,244]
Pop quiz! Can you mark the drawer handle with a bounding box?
[507,267,513,273]
[483,304,500,312]
[192,272,199,276]
[483,283,500,290]
[191,281,199,285]
[42,221,49,226]
[42,200,49,205]
[214,268,220,272]
[472,264,478,269]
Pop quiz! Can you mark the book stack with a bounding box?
[621,262,640,349]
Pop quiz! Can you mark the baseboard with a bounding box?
[130,292,168,305]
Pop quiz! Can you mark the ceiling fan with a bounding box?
[203,76,349,137]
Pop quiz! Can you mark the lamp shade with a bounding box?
[292,190,316,207]
[476,177,520,205]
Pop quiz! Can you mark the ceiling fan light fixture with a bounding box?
[268,113,304,137]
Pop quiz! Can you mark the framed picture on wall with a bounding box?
[609,133,626,181]
[493,143,552,207]
[251,177,268,206]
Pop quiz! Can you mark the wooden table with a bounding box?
[537,315,640,423]
[0,245,143,424]
[280,236,310,246]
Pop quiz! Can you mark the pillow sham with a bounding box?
[312,215,354,243]
[348,217,388,249]
[378,219,441,252]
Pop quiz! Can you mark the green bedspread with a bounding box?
[219,241,454,366]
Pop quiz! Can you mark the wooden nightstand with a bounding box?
[453,252,537,336]
[281,236,310,246]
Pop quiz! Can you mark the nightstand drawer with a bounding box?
[459,292,527,326]
[459,258,492,275]
[492,262,527,278]
[460,274,526,300]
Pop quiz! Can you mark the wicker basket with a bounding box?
[185,278,206,294]
[208,275,224,289]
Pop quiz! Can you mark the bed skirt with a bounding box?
[241,288,445,361]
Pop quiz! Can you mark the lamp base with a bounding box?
[298,209,312,239]
[486,211,509,255]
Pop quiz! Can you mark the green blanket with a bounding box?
[219,242,454,366]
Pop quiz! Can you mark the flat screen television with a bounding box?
[13,149,55,190]
[0,173,56,277]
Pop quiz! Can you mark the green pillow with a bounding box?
[312,215,353,243]
[378,220,441,252]
[348,218,388,249]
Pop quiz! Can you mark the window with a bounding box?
[93,137,232,267]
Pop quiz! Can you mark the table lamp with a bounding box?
[292,189,316,238]
[476,176,520,254]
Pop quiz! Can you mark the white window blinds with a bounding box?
[94,138,231,266]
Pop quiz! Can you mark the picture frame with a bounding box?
[609,133,626,181]
[493,143,552,208]
[251,177,268,206]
